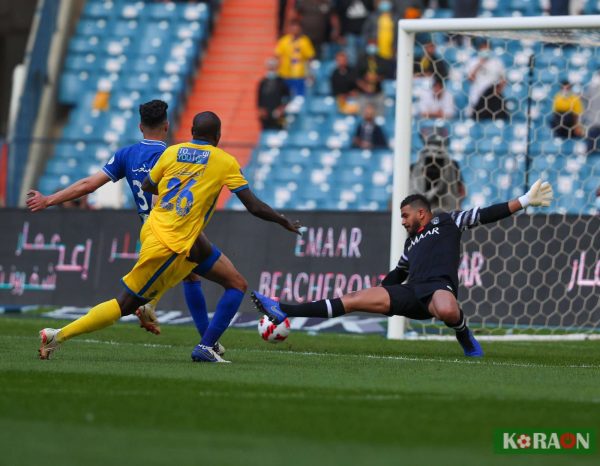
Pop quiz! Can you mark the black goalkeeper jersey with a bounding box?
[384,203,512,294]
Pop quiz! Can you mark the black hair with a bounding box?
[191,111,221,142]
[401,194,431,212]
[139,100,168,128]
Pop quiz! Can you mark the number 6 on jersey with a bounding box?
[160,177,197,217]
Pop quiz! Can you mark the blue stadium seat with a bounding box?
[68,36,101,54]
[143,3,178,21]
[44,0,214,196]
[76,19,107,37]
[112,20,140,38]
[82,1,115,20]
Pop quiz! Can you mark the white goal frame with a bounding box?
[388,15,600,340]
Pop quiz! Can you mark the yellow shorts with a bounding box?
[121,223,195,301]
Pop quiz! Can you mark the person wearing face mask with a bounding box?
[466,40,507,120]
[355,40,386,113]
[361,0,399,79]
[257,58,291,130]
[550,80,584,139]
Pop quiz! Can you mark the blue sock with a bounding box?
[183,281,209,336]
[200,288,244,347]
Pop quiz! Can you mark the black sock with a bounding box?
[446,309,471,345]
[280,298,346,319]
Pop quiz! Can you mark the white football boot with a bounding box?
[135,302,161,335]
[39,328,61,360]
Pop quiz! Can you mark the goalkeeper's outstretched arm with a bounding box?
[452,179,554,230]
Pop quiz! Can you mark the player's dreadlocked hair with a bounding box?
[401,194,431,212]
[139,100,168,128]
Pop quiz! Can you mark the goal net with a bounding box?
[389,15,600,340]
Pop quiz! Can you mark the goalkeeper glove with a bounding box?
[519,179,553,208]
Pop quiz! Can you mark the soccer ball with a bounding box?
[258,316,290,343]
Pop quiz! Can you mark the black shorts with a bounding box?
[383,281,455,320]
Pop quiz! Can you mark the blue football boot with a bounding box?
[458,329,484,357]
[191,344,230,363]
[250,291,287,325]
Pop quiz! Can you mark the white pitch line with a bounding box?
[240,348,600,369]
[8,335,600,370]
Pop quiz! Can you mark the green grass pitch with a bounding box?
[1,316,598,466]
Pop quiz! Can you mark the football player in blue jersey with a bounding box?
[27,100,244,356]
[252,181,554,358]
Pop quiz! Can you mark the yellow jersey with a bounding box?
[553,92,583,115]
[147,140,248,254]
[275,34,315,79]
[377,13,394,60]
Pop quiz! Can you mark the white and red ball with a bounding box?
[258,316,290,343]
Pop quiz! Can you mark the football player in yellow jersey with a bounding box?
[38,111,301,363]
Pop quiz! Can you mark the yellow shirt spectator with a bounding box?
[553,92,583,115]
[377,13,394,60]
[275,33,315,79]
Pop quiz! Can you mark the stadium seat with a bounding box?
[43,0,215,194]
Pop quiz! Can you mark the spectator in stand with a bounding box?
[466,40,507,121]
[257,58,291,130]
[548,0,569,15]
[275,20,316,97]
[392,0,423,19]
[452,0,479,45]
[550,80,584,139]
[355,41,386,114]
[453,0,479,18]
[92,79,111,112]
[419,77,455,120]
[331,51,359,114]
[331,0,374,66]
[352,104,388,149]
[582,72,600,154]
[410,131,465,212]
[295,0,335,56]
[361,0,398,79]
[278,0,289,36]
[414,40,448,82]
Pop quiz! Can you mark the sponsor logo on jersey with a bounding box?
[432,217,439,225]
[176,147,210,165]
[407,227,440,251]
[131,164,150,173]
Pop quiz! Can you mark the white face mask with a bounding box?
[479,50,490,59]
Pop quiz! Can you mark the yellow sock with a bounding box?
[57,299,122,342]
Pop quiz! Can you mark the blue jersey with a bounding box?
[102,139,166,221]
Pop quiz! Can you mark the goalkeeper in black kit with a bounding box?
[252,179,553,357]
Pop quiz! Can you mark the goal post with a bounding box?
[388,15,600,340]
